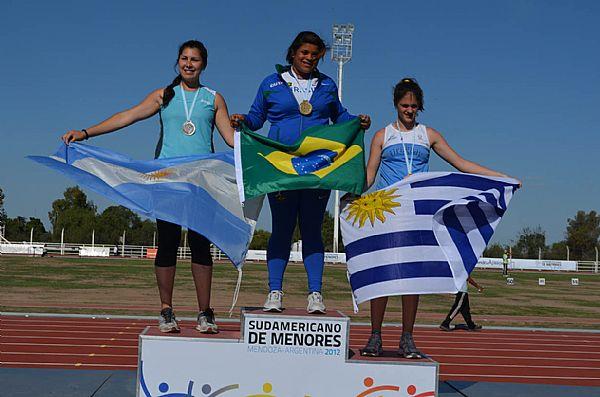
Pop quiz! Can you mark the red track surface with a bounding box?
[2,315,600,387]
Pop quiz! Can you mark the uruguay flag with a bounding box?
[29,143,262,267]
[340,172,519,305]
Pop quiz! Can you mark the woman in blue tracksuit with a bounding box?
[231,31,370,314]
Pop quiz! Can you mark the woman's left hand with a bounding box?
[358,114,371,130]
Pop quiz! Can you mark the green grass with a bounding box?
[1,256,599,328]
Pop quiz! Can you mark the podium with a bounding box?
[137,308,438,396]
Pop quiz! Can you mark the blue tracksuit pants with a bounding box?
[267,189,330,292]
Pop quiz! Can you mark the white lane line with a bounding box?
[2,361,136,368]
[2,336,136,342]
[409,341,600,348]
[1,328,140,335]
[357,345,600,355]
[442,362,600,370]
[441,373,600,381]
[4,352,137,358]
[1,342,137,349]
[431,354,600,362]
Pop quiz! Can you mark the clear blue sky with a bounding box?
[1,0,599,245]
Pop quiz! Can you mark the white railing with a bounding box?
[1,240,599,273]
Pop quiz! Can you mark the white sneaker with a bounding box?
[307,292,326,314]
[263,290,284,312]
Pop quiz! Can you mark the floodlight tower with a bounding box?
[331,23,354,254]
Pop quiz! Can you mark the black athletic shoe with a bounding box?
[399,332,423,359]
[360,333,383,357]
[439,322,452,332]
[467,323,483,331]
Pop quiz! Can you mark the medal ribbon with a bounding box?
[289,68,313,105]
[397,121,416,175]
[180,84,201,122]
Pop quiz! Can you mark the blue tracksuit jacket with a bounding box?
[243,65,355,144]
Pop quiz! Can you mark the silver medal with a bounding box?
[180,84,201,136]
[182,120,196,136]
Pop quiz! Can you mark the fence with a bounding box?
[1,240,598,273]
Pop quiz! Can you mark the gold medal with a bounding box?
[299,100,313,116]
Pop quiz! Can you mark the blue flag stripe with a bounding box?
[414,199,451,215]
[466,202,496,245]
[117,182,251,243]
[350,261,453,290]
[345,230,438,261]
[62,142,235,173]
[410,173,517,191]
[442,207,478,272]
[29,155,148,214]
[463,194,505,217]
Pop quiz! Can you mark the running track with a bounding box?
[2,315,600,387]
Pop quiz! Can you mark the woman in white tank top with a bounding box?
[361,78,519,359]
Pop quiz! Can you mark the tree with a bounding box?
[26,217,50,242]
[249,229,271,250]
[483,243,505,258]
[321,210,343,252]
[566,210,600,261]
[129,219,157,246]
[511,226,547,259]
[4,216,28,241]
[547,240,568,260]
[48,186,97,243]
[0,187,7,226]
[97,206,142,245]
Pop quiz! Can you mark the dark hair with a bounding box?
[285,31,327,65]
[393,78,424,111]
[163,40,208,107]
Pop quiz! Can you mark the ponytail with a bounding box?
[162,75,182,108]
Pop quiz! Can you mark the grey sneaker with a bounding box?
[307,291,326,314]
[263,290,284,312]
[361,332,383,357]
[196,308,219,334]
[158,307,180,333]
[399,332,423,359]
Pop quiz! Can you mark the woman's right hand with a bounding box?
[230,114,245,128]
[61,130,87,145]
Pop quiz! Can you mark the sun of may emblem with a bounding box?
[143,169,173,181]
[345,188,401,227]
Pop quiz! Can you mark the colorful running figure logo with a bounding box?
[139,361,239,397]
[406,384,435,397]
[356,377,400,396]
[355,378,435,397]
[246,382,276,397]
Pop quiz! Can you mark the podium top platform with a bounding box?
[348,348,438,367]
[142,326,240,341]
[241,307,348,319]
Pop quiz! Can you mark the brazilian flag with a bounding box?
[235,118,365,201]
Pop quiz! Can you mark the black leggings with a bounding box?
[154,219,213,267]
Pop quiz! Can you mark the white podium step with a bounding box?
[137,308,438,396]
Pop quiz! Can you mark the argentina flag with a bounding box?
[29,143,262,267]
[340,172,519,305]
